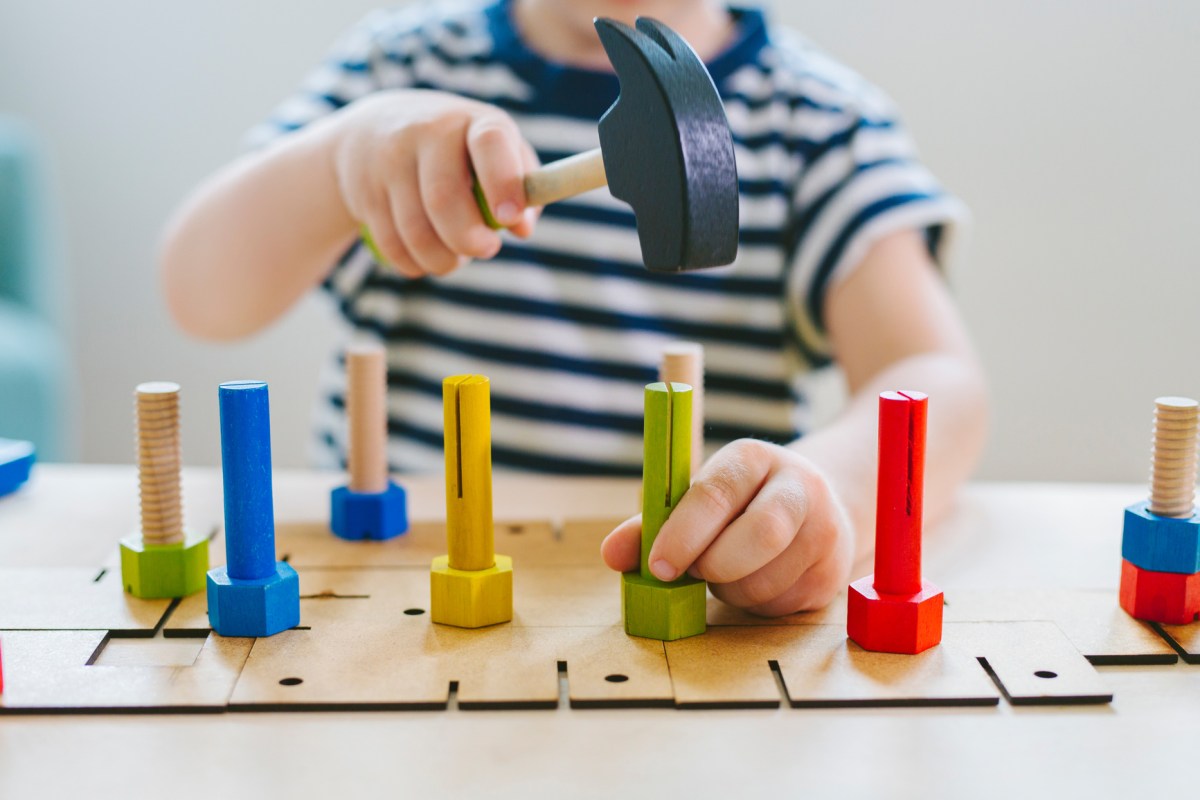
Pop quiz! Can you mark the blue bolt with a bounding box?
[209,380,300,637]
[218,381,277,581]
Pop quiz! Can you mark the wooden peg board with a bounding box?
[0,567,170,633]
[1,514,1195,714]
[1156,621,1200,663]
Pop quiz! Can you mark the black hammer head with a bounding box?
[595,17,739,272]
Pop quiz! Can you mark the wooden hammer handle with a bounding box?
[362,148,611,258]
[522,148,607,207]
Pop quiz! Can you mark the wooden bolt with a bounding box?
[345,344,389,494]
[1148,397,1199,518]
[623,381,706,641]
[846,390,941,654]
[641,381,692,579]
[432,374,511,629]
[874,390,927,596]
[659,342,704,476]
[135,382,184,546]
[443,375,495,571]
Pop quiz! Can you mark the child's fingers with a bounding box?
[363,197,423,278]
[387,173,463,277]
[736,554,844,617]
[466,113,528,227]
[417,134,502,259]
[600,515,642,572]
[705,490,847,614]
[706,532,817,611]
[509,143,542,239]
[645,441,771,581]
[687,473,811,584]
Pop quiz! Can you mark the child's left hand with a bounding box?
[600,439,855,616]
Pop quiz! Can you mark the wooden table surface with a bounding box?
[0,465,1196,798]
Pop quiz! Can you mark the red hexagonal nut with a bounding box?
[847,575,944,654]
[1118,559,1200,624]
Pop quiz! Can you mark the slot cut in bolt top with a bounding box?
[442,375,494,572]
[640,381,692,581]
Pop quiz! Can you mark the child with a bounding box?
[160,0,988,616]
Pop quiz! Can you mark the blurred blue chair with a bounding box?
[0,115,75,461]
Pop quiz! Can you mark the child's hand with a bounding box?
[601,440,855,616]
[331,89,540,278]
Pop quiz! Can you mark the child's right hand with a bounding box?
[331,89,540,278]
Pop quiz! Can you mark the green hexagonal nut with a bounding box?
[120,533,209,599]
[622,571,707,641]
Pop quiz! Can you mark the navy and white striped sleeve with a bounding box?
[784,83,967,360]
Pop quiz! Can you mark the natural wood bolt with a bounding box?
[135,382,184,545]
[346,343,388,494]
[1149,397,1199,518]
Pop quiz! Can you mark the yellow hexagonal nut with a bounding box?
[430,554,513,628]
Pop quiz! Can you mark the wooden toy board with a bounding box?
[2,514,1195,714]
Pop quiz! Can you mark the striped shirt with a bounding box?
[248,0,965,476]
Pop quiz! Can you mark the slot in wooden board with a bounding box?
[946,622,1113,705]
[1154,621,1200,664]
[706,586,1173,666]
[777,626,1000,707]
[942,589,1177,664]
[665,625,999,709]
[0,630,252,713]
[0,568,170,633]
[228,623,672,710]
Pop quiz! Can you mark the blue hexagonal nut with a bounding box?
[206,562,300,637]
[1122,500,1200,574]
[330,481,408,541]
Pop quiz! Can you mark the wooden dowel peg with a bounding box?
[659,342,704,476]
[346,344,389,495]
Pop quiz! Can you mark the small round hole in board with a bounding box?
[605,674,629,683]
[403,608,426,616]
[1034,670,1058,679]
[279,677,303,686]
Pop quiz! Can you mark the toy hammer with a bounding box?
[367,17,740,273]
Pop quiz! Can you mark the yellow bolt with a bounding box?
[443,375,494,570]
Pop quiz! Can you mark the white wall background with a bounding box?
[1,0,1198,481]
